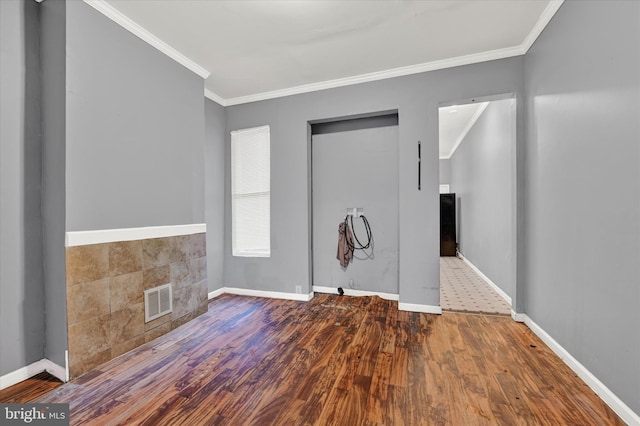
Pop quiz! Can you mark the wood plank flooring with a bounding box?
[0,371,63,403]
[31,294,622,425]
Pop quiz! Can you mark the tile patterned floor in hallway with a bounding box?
[440,256,511,315]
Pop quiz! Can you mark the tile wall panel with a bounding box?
[66,232,207,378]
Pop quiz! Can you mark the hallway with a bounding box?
[440,256,511,315]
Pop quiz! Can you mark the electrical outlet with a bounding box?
[295,285,302,294]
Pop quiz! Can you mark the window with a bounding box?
[231,125,270,257]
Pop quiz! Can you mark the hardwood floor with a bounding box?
[0,371,63,403]
[31,293,622,425]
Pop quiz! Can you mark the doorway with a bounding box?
[438,98,516,315]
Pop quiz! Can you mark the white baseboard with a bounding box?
[398,302,442,314]
[523,315,640,425]
[459,253,512,305]
[212,285,437,313]
[312,286,399,301]
[208,288,225,300]
[223,287,314,302]
[0,358,67,390]
[511,310,526,322]
[47,357,68,383]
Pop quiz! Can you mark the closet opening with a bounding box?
[309,112,400,299]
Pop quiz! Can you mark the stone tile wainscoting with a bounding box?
[66,232,208,379]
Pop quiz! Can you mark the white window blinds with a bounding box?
[231,125,270,257]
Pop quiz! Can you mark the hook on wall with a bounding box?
[418,140,421,191]
[346,207,363,218]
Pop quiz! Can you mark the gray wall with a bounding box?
[40,0,68,369]
[205,99,226,291]
[65,1,205,232]
[1,0,209,374]
[0,0,45,375]
[224,57,525,306]
[450,99,515,298]
[312,126,399,294]
[439,159,451,185]
[524,0,640,414]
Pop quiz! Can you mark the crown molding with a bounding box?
[443,102,489,159]
[82,0,210,79]
[218,1,563,106]
[222,45,525,106]
[83,0,563,106]
[521,0,565,53]
[204,89,228,107]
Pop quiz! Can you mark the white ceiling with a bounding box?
[439,102,489,159]
[94,0,562,105]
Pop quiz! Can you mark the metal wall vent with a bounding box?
[144,283,173,323]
